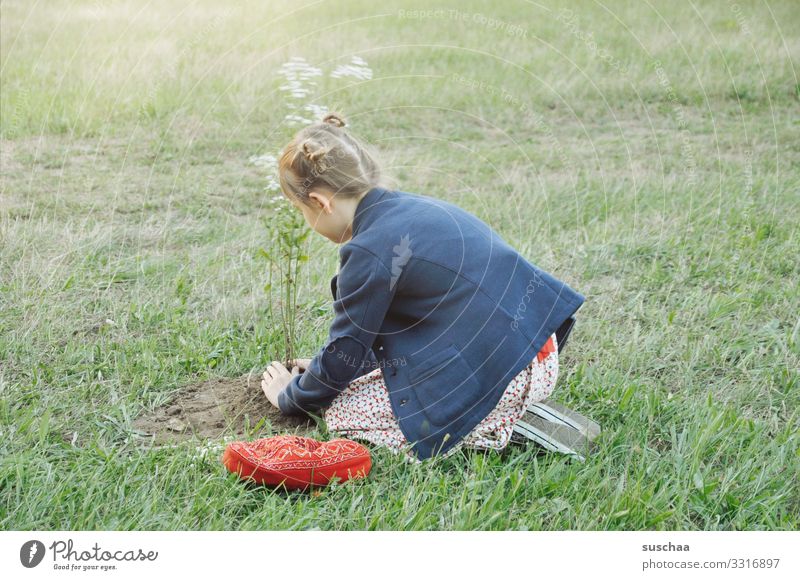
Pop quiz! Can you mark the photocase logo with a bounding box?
[390,234,412,290]
[20,540,46,568]
[510,275,544,331]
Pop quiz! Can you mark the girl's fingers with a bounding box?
[288,358,311,369]
[270,360,289,373]
[264,364,292,382]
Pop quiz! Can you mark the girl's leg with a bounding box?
[513,334,600,459]
[323,368,420,462]
[525,333,559,406]
[457,334,560,454]
[525,334,602,440]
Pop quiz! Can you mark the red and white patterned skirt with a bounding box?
[323,333,559,463]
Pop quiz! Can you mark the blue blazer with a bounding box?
[279,186,585,459]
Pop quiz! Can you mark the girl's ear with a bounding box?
[308,189,333,214]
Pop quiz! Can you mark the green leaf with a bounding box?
[38,408,51,444]
[692,471,704,492]
[648,510,674,526]
[620,384,636,409]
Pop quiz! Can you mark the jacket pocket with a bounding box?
[410,344,483,425]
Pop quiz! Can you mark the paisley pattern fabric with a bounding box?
[324,334,559,463]
[221,435,372,490]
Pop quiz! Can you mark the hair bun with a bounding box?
[322,112,346,128]
[301,138,329,172]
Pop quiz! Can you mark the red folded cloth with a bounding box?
[221,435,372,490]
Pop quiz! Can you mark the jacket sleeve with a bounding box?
[278,243,396,415]
[328,273,380,380]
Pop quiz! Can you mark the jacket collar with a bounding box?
[351,186,390,238]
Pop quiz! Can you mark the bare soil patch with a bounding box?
[133,373,315,445]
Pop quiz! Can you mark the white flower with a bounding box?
[303,103,329,120]
[276,57,322,100]
[284,113,312,126]
[330,56,373,80]
[249,154,278,168]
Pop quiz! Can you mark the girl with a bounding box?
[261,112,590,463]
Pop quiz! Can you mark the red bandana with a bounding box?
[221,435,372,490]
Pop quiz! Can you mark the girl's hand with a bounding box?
[261,361,300,409]
[287,358,312,371]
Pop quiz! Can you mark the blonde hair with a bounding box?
[278,112,382,205]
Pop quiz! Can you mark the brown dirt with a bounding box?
[132,372,315,445]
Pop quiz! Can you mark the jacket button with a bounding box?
[399,399,407,406]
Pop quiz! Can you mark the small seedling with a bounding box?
[259,197,310,367]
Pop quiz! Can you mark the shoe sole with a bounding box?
[527,399,601,441]
[512,412,595,462]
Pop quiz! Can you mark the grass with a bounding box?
[1,0,798,530]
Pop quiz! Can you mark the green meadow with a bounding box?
[1,0,798,529]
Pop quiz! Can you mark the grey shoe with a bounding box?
[527,399,602,441]
[512,411,596,462]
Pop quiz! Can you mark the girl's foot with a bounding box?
[511,411,597,462]
[526,399,601,441]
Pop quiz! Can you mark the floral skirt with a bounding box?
[323,334,559,463]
